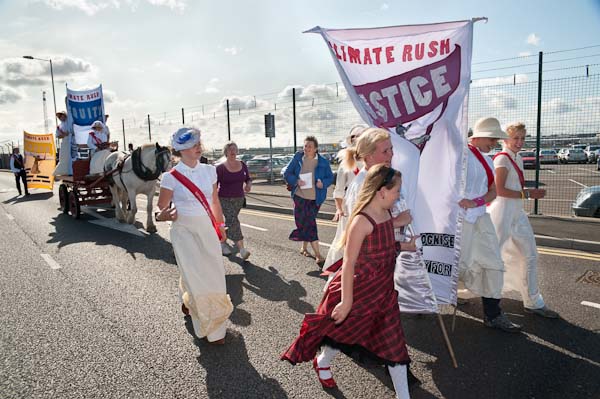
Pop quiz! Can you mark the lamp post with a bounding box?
[23,56,58,129]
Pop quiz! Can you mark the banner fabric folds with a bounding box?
[307,21,473,307]
[23,132,56,190]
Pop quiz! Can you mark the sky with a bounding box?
[1,0,600,150]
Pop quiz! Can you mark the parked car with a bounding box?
[519,150,537,169]
[560,148,587,164]
[246,158,284,181]
[597,151,600,171]
[239,153,254,162]
[584,145,600,163]
[572,186,600,218]
[540,149,558,164]
[570,144,588,151]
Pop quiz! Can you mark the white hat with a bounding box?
[91,120,105,129]
[172,127,201,151]
[471,117,508,139]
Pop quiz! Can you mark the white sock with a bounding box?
[316,346,339,379]
[388,364,410,399]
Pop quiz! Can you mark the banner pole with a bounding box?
[437,313,458,368]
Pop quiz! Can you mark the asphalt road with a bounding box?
[0,172,599,399]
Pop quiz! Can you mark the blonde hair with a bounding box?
[339,164,401,247]
[223,141,238,155]
[342,127,390,171]
[505,122,527,137]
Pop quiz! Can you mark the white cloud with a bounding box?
[0,56,92,88]
[526,33,540,46]
[39,0,187,15]
[518,51,532,57]
[543,98,576,114]
[380,3,389,10]
[482,88,518,110]
[0,86,22,104]
[205,77,220,93]
[278,84,342,101]
[224,47,240,56]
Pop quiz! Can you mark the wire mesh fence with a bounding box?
[112,50,600,218]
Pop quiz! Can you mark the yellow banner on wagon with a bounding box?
[23,131,56,190]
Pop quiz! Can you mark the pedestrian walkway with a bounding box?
[248,181,600,252]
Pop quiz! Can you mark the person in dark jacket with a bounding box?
[10,148,29,196]
[283,136,333,265]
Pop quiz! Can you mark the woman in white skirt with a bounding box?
[156,127,234,344]
[53,111,72,177]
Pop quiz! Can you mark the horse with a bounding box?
[104,143,171,233]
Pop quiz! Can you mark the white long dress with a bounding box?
[53,122,72,176]
[161,161,233,341]
[487,148,546,309]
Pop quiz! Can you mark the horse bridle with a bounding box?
[131,145,171,181]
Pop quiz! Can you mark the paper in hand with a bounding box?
[299,172,313,189]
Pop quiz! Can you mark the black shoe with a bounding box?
[25,192,30,196]
[524,306,559,319]
[484,313,522,333]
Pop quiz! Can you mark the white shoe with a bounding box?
[221,243,232,256]
[240,248,251,260]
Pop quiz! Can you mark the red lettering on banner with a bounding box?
[415,43,425,60]
[340,45,347,62]
[428,41,438,57]
[386,46,395,63]
[372,47,382,64]
[363,48,373,64]
[402,45,412,62]
[353,45,461,128]
[348,46,361,64]
[440,38,450,55]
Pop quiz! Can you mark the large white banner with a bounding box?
[307,21,473,305]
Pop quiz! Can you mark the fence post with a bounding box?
[182,108,185,124]
[534,51,543,215]
[122,118,126,149]
[226,99,231,141]
[293,88,297,153]
[147,114,151,142]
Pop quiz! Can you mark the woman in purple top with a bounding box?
[217,141,252,260]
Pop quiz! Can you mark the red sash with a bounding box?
[493,152,525,189]
[468,145,494,189]
[353,167,360,176]
[89,132,103,146]
[170,169,224,241]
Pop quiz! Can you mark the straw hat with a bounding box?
[471,117,508,139]
[56,110,67,117]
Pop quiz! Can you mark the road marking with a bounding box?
[546,170,556,174]
[577,167,600,175]
[41,253,61,270]
[82,208,146,237]
[581,301,600,310]
[568,179,588,188]
[240,223,267,232]
[5,213,14,220]
[241,209,338,227]
[538,248,600,261]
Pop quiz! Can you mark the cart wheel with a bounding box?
[68,191,80,219]
[59,184,69,213]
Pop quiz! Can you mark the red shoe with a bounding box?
[312,358,337,389]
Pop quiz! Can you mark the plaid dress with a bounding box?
[281,213,410,367]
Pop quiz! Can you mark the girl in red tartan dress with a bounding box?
[281,164,412,399]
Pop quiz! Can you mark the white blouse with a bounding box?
[160,161,217,217]
[464,148,495,224]
[493,148,523,192]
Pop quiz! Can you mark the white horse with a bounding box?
[104,143,171,233]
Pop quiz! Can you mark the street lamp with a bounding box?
[23,56,58,129]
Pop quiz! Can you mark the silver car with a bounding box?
[560,149,587,164]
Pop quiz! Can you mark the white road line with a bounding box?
[319,242,332,247]
[41,253,61,270]
[568,179,588,188]
[577,167,600,175]
[5,213,14,220]
[546,170,556,174]
[581,301,600,310]
[240,223,267,232]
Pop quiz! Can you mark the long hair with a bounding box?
[336,124,367,167]
[339,164,401,248]
[343,127,390,171]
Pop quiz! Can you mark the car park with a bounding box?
[519,150,537,169]
[559,148,587,164]
[246,157,284,181]
[572,185,600,218]
[540,149,558,164]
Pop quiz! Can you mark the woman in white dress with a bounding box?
[156,127,234,344]
[53,111,72,177]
